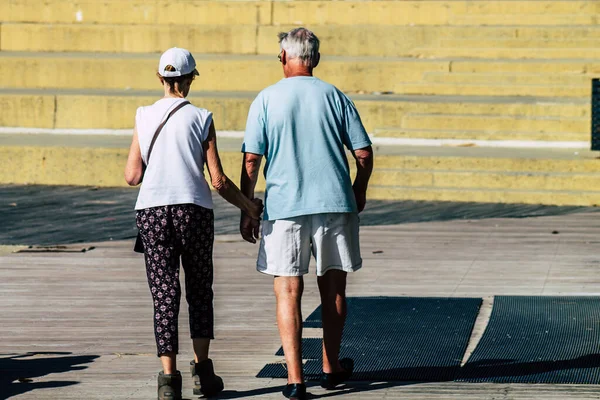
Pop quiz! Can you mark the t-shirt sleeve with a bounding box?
[341,95,372,151]
[241,95,267,155]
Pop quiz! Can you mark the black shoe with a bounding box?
[190,359,224,397]
[157,371,182,400]
[320,358,354,389]
[282,383,307,400]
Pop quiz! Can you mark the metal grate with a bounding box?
[258,296,482,382]
[592,79,600,151]
[460,296,600,384]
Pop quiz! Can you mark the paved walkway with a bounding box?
[2,192,600,399]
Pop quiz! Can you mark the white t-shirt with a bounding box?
[134,97,213,210]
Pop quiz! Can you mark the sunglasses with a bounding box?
[277,50,283,62]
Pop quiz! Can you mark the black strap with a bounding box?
[146,100,190,164]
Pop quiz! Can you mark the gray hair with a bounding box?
[278,27,320,68]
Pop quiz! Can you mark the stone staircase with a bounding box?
[1,0,600,205]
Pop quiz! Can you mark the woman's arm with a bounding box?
[124,125,144,186]
[203,120,262,219]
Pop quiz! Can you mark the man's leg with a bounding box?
[274,276,305,384]
[317,269,347,373]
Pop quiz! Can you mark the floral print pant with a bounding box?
[136,204,215,356]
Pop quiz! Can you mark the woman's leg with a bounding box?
[174,205,215,347]
[137,207,182,371]
[192,338,211,363]
[160,353,177,375]
[174,205,223,396]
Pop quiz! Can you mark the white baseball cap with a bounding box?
[158,47,199,77]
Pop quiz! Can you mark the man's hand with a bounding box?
[247,198,264,220]
[240,213,260,243]
[353,185,367,213]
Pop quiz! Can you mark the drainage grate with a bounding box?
[258,296,482,382]
[460,296,600,384]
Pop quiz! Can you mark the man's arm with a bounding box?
[240,152,263,243]
[351,145,374,213]
[241,152,262,200]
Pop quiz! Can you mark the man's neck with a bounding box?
[285,68,313,78]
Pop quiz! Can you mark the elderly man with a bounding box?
[240,27,373,400]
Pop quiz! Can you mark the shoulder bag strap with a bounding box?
[145,100,191,164]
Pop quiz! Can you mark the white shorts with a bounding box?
[257,213,362,277]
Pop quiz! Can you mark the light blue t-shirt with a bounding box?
[242,76,372,221]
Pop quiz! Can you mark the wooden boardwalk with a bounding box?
[3,210,600,399]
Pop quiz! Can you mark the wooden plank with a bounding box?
[3,210,600,398]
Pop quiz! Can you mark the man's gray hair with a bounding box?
[278,27,320,68]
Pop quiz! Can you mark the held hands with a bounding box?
[248,198,264,220]
[240,198,263,244]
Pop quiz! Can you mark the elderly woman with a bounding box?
[125,47,262,400]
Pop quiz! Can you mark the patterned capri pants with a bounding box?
[136,204,215,356]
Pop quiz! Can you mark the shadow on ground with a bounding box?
[0,352,98,399]
[218,354,600,399]
[357,199,599,226]
[1,184,597,245]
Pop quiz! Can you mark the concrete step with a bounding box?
[2,136,599,205]
[394,82,590,98]
[0,52,448,93]
[448,59,600,75]
[2,0,598,26]
[373,149,599,174]
[0,0,271,25]
[6,24,600,57]
[368,185,600,206]
[0,23,261,54]
[1,133,596,171]
[402,114,589,141]
[270,1,600,27]
[448,58,600,77]
[0,89,589,131]
[373,128,587,142]
[422,72,596,86]
[370,169,600,192]
[441,38,600,49]
[452,14,598,26]
[3,52,599,96]
[253,25,600,58]
[413,47,600,60]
